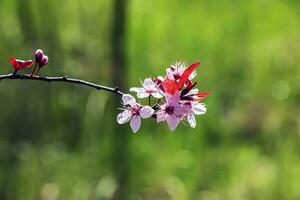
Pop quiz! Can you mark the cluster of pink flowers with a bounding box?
[117,61,210,133]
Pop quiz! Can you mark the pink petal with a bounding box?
[187,113,196,128]
[130,115,141,133]
[122,94,136,106]
[117,110,132,124]
[140,106,154,119]
[166,91,180,106]
[167,115,180,131]
[156,110,167,123]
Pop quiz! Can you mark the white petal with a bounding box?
[130,87,145,93]
[192,103,207,115]
[185,88,199,96]
[167,115,180,131]
[151,92,163,98]
[189,71,197,80]
[130,115,141,133]
[117,110,132,124]
[166,67,172,75]
[140,106,154,119]
[187,113,196,128]
[157,76,164,81]
[137,91,149,98]
[122,94,136,106]
[142,78,155,89]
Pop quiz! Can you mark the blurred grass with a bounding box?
[0,0,300,199]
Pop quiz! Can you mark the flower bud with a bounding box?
[39,55,48,68]
[35,49,44,64]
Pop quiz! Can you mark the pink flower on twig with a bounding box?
[117,94,154,133]
[130,78,163,98]
[156,91,190,130]
[117,61,210,133]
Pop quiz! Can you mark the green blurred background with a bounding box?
[0,0,300,199]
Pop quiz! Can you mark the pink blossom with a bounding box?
[130,78,163,98]
[117,94,154,133]
[117,60,209,132]
[156,92,190,131]
[166,61,197,81]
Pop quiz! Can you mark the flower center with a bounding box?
[173,74,180,80]
[131,105,140,115]
[146,89,154,94]
[165,106,174,115]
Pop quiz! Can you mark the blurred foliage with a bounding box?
[0,0,300,199]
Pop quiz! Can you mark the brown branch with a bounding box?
[0,73,124,96]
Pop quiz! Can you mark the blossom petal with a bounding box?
[140,106,154,119]
[130,87,149,98]
[122,94,136,106]
[136,91,149,98]
[192,103,207,115]
[166,91,181,106]
[167,115,180,131]
[178,61,200,88]
[151,92,163,98]
[22,60,34,69]
[161,78,180,95]
[130,87,145,93]
[194,91,210,101]
[142,78,155,89]
[156,110,167,123]
[130,115,141,133]
[187,113,196,128]
[117,110,132,124]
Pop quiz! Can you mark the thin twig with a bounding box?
[0,73,124,96]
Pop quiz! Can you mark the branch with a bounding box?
[0,73,124,96]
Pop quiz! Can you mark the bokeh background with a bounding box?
[0,0,300,199]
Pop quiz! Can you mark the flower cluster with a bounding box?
[117,61,210,133]
[9,49,48,75]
